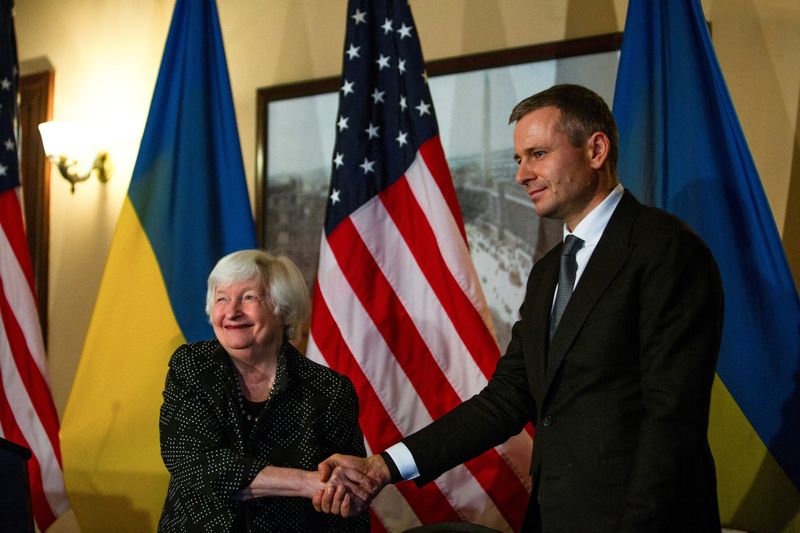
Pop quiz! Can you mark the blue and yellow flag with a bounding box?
[60,0,256,530]
[613,1,800,531]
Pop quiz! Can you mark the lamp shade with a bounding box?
[37,121,94,164]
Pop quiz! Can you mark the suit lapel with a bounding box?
[544,191,641,392]
[526,247,559,402]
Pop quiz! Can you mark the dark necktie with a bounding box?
[549,235,584,339]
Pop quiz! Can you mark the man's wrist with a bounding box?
[379,451,402,484]
[383,442,420,480]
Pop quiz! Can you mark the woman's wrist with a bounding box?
[245,466,325,499]
[299,468,325,498]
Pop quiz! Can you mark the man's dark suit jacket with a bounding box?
[403,190,723,532]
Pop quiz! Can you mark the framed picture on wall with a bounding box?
[256,32,621,349]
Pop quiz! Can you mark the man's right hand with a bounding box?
[313,453,391,516]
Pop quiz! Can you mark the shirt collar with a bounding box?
[564,183,624,245]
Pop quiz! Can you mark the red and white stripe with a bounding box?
[0,188,69,530]
[308,137,532,532]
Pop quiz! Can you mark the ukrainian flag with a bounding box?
[613,1,800,531]
[60,1,256,530]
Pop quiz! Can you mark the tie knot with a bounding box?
[562,235,583,256]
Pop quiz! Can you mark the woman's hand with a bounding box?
[312,453,390,516]
[313,484,370,517]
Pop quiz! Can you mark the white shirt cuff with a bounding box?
[385,442,420,480]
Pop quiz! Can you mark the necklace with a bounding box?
[236,375,273,425]
[230,351,280,428]
[240,395,267,423]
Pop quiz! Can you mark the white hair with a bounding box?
[206,250,310,340]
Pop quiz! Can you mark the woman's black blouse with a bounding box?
[158,339,369,532]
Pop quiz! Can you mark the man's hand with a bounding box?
[313,453,391,516]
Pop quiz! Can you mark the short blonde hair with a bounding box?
[206,250,310,339]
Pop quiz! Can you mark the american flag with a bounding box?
[306,1,532,530]
[0,0,69,529]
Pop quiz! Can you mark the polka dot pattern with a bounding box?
[158,340,369,531]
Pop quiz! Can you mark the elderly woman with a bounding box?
[158,250,369,531]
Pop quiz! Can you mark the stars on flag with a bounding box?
[371,88,385,104]
[326,4,440,219]
[351,8,366,25]
[341,79,355,95]
[0,49,18,191]
[359,157,375,174]
[376,54,390,70]
[398,23,413,39]
[415,100,431,116]
[346,44,360,60]
[365,123,380,139]
[396,131,408,147]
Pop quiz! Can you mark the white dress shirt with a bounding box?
[386,184,626,481]
[559,183,624,295]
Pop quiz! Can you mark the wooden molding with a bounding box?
[19,70,54,343]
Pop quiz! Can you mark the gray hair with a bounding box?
[206,250,310,340]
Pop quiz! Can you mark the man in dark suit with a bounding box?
[314,84,724,532]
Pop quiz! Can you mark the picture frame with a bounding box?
[256,32,622,349]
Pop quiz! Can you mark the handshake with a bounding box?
[311,453,392,517]
[231,452,393,516]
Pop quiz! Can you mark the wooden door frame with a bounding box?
[19,70,53,342]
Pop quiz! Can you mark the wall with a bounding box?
[12,0,799,531]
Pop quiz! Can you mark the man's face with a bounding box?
[513,106,600,230]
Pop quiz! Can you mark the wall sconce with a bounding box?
[38,121,113,193]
